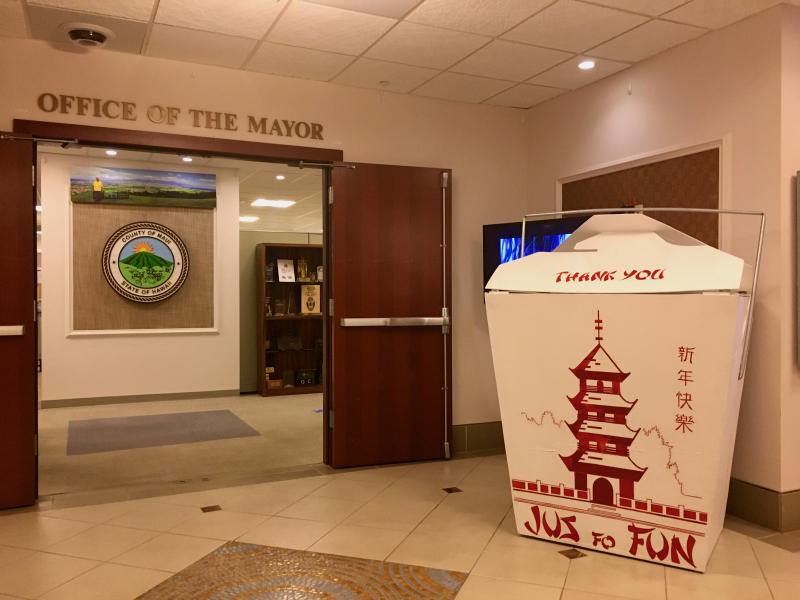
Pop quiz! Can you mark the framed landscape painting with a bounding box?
[70,166,216,209]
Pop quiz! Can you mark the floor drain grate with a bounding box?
[442,487,462,494]
[201,505,222,513]
[559,548,586,560]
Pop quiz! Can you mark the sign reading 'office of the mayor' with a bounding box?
[102,222,189,303]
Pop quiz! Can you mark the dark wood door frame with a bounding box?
[8,120,341,495]
[0,134,37,509]
[13,120,343,164]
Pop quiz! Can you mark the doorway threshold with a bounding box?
[37,462,336,512]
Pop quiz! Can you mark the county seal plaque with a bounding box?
[102,222,189,303]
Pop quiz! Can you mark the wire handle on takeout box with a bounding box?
[519,207,766,381]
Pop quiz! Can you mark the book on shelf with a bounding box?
[301,285,321,314]
[277,259,295,282]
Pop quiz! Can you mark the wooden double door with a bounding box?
[0,135,37,509]
[0,128,452,508]
[328,163,452,467]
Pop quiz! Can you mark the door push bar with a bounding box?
[340,308,450,334]
[0,325,25,336]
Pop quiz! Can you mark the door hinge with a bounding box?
[34,433,38,456]
[329,410,334,428]
[32,164,35,187]
[440,171,449,189]
[328,185,333,205]
[33,299,37,322]
[328,298,334,315]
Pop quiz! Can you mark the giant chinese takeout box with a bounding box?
[485,214,754,572]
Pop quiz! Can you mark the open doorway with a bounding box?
[35,143,325,501]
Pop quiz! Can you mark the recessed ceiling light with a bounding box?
[251,198,296,208]
[275,174,285,181]
[182,156,193,163]
[239,216,259,223]
[105,149,117,156]
[578,59,596,71]
[35,205,43,212]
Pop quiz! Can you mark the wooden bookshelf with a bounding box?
[256,243,324,397]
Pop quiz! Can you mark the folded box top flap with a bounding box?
[486,214,750,294]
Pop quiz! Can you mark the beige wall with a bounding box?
[40,153,240,401]
[0,37,529,423]
[524,7,789,492]
[239,231,322,393]
[781,6,800,492]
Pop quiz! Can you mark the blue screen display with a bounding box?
[499,233,570,264]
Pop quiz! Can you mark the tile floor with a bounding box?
[0,454,796,599]
[38,393,323,498]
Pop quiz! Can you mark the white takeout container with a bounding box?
[485,214,751,572]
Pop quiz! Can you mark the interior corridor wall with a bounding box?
[523,7,786,491]
[0,37,529,421]
[780,6,800,492]
[39,153,240,401]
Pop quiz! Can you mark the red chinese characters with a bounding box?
[675,346,697,434]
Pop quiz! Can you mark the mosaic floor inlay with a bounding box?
[137,541,468,599]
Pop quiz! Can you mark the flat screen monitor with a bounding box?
[483,216,589,287]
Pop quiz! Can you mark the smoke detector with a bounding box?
[60,22,115,48]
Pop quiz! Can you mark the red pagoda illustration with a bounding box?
[560,311,647,505]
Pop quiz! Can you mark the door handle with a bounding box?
[0,325,25,336]
[340,317,446,327]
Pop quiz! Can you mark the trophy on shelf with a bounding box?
[297,257,309,281]
[316,265,324,282]
[286,290,297,315]
[265,296,273,317]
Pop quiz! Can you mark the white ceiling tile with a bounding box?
[452,39,572,82]
[267,2,395,55]
[528,55,629,89]
[28,5,148,53]
[146,24,257,68]
[591,19,706,61]
[485,83,565,108]
[0,0,28,38]
[503,0,648,52]
[365,21,489,69]
[156,0,288,40]
[247,42,354,81]
[333,57,438,92]
[663,0,780,29]
[301,0,422,19]
[413,71,513,103]
[28,0,155,21]
[586,0,687,16]
[406,0,553,36]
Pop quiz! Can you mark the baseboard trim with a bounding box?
[727,478,800,532]
[40,389,242,409]
[452,421,505,456]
